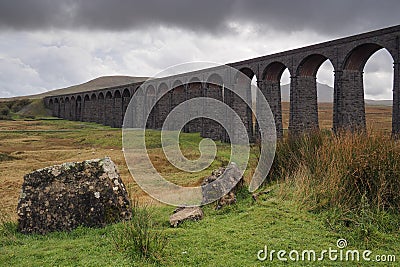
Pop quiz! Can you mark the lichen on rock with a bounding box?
[17,157,132,234]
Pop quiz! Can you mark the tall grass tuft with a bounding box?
[0,204,20,246]
[111,199,167,263]
[273,131,400,240]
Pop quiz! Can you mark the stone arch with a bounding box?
[113,90,122,128]
[97,92,105,124]
[65,97,71,120]
[54,98,60,117]
[59,98,65,119]
[170,80,186,131]
[207,73,223,84]
[145,85,156,129]
[186,77,203,133]
[76,95,82,121]
[156,83,170,129]
[235,67,255,84]
[337,43,395,132]
[260,61,290,138]
[105,91,113,127]
[82,94,90,122]
[226,67,254,143]
[70,96,76,120]
[134,87,145,128]
[122,89,131,127]
[203,73,224,140]
[297,54,332,76]
[262,62,288,81]
[344,43,390,71]
[291,54,335,134]
[90,93,97,122]
[48,99,54,116]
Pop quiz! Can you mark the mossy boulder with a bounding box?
[17,157,131,234]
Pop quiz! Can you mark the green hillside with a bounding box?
[0,76,148,101]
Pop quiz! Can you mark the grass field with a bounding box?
[0,103,398,266]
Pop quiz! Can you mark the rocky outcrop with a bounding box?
[201,163,244,209]
[169,207,204,227]
[17,157,131,234]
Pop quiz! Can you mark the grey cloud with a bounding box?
[229,0,400,36]
[0,0,399,35]
[0,0,233,33]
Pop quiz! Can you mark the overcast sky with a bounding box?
[0,0,399,99]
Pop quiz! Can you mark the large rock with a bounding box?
[169,207,204,227]
[17,157,132,234]
[201,163,244,209]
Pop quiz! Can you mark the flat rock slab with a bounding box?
[169,207,204,227]
[201,163,244,208]
[17,157,132,234]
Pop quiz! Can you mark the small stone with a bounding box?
[201,163,244,209]
[169,207,203,227]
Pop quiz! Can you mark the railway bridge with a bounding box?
[45,25,400,140]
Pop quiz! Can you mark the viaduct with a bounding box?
[44,25,400,140]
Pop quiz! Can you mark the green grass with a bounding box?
[0,119,399,266]
[2,189,398,266]
[0,225,133,267]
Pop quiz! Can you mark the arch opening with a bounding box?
[339,44,394,133]
[291,54,335,134]
[170,80,185,131]
[155,83,170,129]
[76,96,82,121]
[70,96,76,120]
[83,95,90,122]
[145,86,156,129]
[230,67,255,142]
[261,62,291,138]
[105,92,113,127]
[90,94,97,123]
[114,91,122,127]
[59,98,65,119]
[186,77,203,133]
[65,97,70,120]
[363,48,393,133]
[97,93,105,124]
[344,43,384,71]
[202,73,224,140]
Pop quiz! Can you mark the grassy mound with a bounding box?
[0,99,31,120]
[0,98,50,120]
[17,99,51,118]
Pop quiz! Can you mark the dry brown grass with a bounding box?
[281,102,392,133]
[0,104,392,220]
[0,123,151,220]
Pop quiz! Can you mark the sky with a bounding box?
[0,0,399,99]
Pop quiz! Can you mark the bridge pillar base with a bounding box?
[335,70,366,133]
[392,62,400,136]
[258,80,283,139]
[289,76,319,136]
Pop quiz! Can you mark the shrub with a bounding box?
[274,131,400,240]
[111,199,167,262]
[0,205,20,246]
[0,105,11,120]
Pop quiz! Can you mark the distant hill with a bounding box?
[280,83,333,102]
[281,83,391,106]
[364,99,392,106]
[2,76,391,108]
[0,76,148,101]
